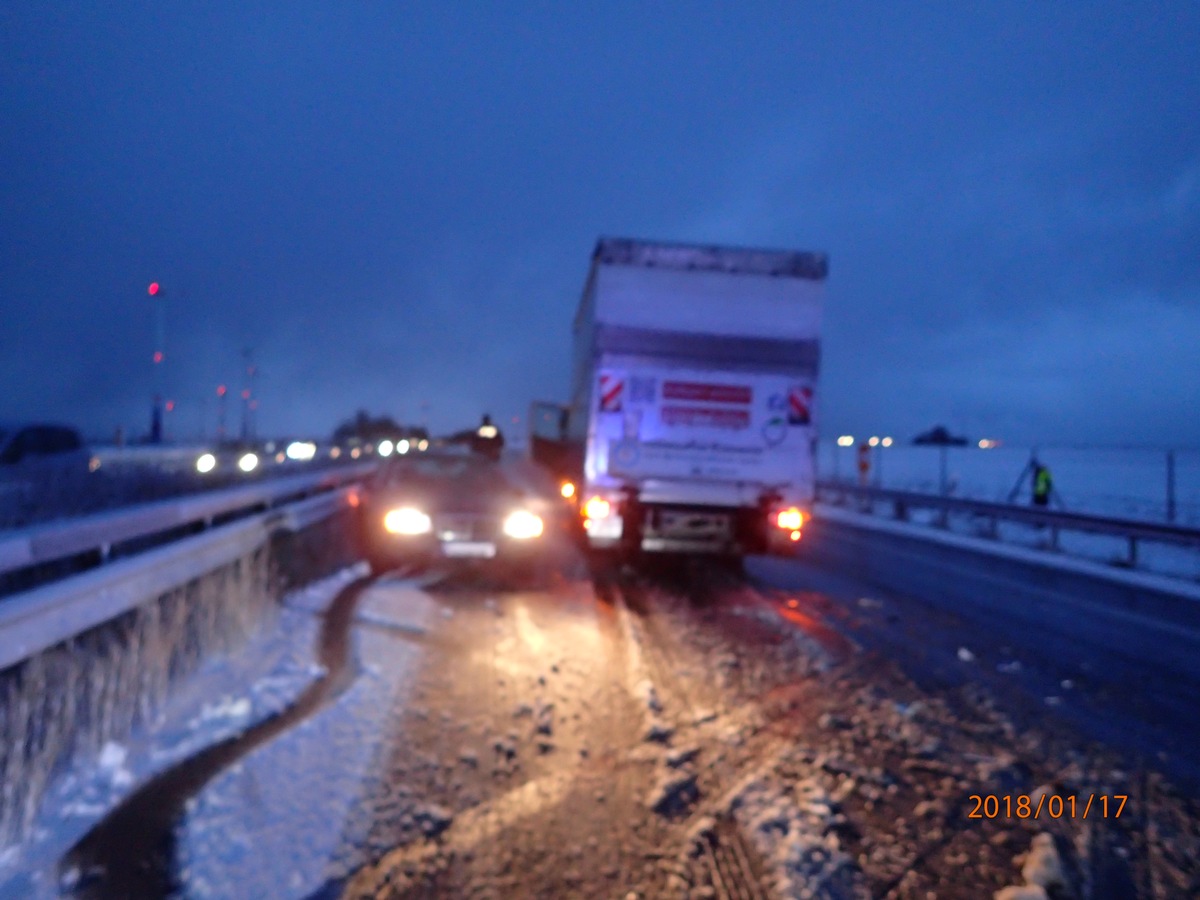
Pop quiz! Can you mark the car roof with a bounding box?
[0,420,82,432]
[0,421,83,440]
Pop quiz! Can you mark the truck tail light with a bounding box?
[583,496,612,520]
[775,507,804,530]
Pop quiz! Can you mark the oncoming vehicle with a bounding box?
[359,450,553,575]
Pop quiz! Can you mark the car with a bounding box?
[0,422,88,469]
[358,449,557,575]
[0,422,92,524]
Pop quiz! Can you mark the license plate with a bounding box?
[661,512,728,534]
[442,541,496,559]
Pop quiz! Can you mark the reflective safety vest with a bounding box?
[1034,467,1052,497]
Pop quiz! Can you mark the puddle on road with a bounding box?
[57,576,372,899]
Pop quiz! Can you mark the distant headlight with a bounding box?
[287,440,317,461]
[503,510,544,540]
[383,507,432,535]
[378,439,394,457]
[237,452,259,473]
[196,453,217,474]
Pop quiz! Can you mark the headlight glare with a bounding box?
[383,507,432,535]
[503,510,544,540]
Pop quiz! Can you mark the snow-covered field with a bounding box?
[818,442,1200,525]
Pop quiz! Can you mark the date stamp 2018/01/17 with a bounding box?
[967,794,1127,820]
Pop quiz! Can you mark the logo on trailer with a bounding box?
[599,373,624,412]
[787,385,813,425]
[762,417,787,446]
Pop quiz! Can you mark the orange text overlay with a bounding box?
[967,794,1127,820]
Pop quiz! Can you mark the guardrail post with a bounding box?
[1128,536,1138,567]
[1049,525,1059,550]
[893,499,907,521]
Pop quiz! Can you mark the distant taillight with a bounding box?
[560,481,576,499]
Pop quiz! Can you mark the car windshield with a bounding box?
[376,454,485,485]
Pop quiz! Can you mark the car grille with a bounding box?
[436,515,491,541]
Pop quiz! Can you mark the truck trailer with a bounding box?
[544,237,827,560]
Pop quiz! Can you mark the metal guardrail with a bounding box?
[0,462,375,579]
[0,487,363,671]
[816,480,1200,566]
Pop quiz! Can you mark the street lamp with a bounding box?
[148,282,166,442]
[834,436,854,482]
[216,385,228,442]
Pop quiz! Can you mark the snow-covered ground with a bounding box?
[175,576,436,898]
[818,442,1200,525]
[818,501,1200,584]
[0,565,364,897]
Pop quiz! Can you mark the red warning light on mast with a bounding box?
[148,282,160,296]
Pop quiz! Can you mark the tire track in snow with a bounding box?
[59,574,375,899]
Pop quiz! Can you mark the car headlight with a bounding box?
[237,452,259,473]
[196,453,217,474]
[503,509,544,540]
[383,507,432,535]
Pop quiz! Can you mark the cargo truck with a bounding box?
[534,237,827,560]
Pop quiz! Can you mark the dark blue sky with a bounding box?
[2,2,1197,445]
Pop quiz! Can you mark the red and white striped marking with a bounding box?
[599,374,624,412]
[788,385,812,425]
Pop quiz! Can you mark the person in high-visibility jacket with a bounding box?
[1032,461,1052,507]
